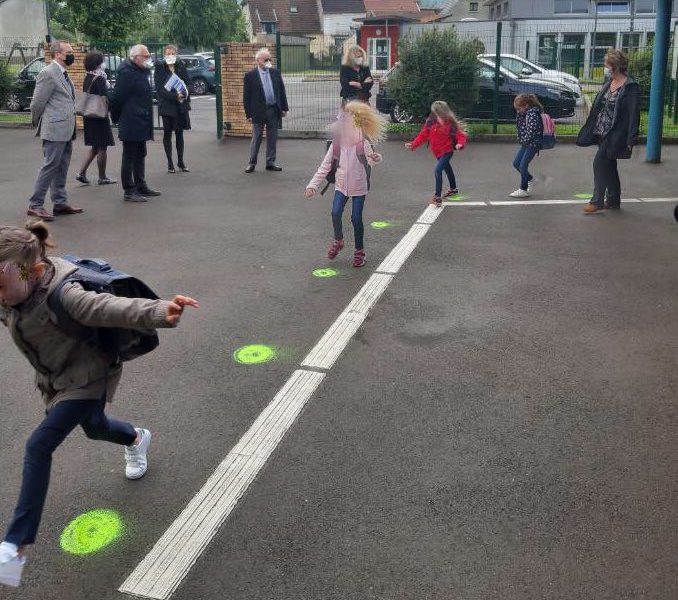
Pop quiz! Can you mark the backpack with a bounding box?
[541,112,556,150]
[47,255,160,364]
[320,137,371,195]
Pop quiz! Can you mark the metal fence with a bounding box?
[275,21,678,136]
[1,38,44,71]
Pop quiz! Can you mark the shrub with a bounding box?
[0,62,14,109]
[628,42,653,111]
[388,28,481,121]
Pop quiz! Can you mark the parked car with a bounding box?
[376,61,576,123]
[478,53,583,104]
[178,54,216,95]
[5,54,125,111]
[194,52,214,60]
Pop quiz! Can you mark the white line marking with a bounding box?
[376,223,430,274]
[301,273,393,370]
[639,197,678,202]
[120,205,439,599]
[490,199,588,206]
[118,369,325,600]
[442,201,487,206]
[416,204,445,224]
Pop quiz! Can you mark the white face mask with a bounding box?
[604,66,612,78]
[354,57,363,66]
[144,59,154,69]
[263,60,272,70]
[100,62,106,71]
[165,54,177,65]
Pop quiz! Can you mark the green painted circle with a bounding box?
[60,509,122,555]
[370,221,392,229]
[233,344,276,365]
[447,193,469,202]
[575,193,593,200]
[312,268,338,278]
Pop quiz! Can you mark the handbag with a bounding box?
[75,76,108,119]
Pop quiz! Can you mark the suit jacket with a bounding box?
[243,67,289,125]
[110,59,154,142]
[30,61,76,142]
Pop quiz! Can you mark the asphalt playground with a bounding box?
[0,128,676,600]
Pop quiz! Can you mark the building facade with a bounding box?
[0,0,47,49]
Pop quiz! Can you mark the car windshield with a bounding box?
[24,59,44,78]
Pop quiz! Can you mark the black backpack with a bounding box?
[47,255,160,364]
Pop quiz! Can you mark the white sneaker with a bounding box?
[0,542,26,588]
[509,189,530,198]
[527,181,534,193]
[125,428,151,480]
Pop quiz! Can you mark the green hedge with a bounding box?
[0,62,14,109]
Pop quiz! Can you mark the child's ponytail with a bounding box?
[0,221,54,268]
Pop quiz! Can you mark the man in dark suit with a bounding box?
[243,48,289,173]
[110,44,161,202]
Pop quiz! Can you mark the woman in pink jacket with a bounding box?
[305,102,385,268]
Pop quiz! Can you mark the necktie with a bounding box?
[64,70,75,98]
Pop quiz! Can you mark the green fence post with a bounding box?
[493,21,502,135]
[215,44,224,140]
[276,31,282,71]
[574,43,581,79]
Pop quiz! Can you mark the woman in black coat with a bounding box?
[76,51,116,185]
[154,45,192,173]
[340,45,373,105]
[577,49,640,214]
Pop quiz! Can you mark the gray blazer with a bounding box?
[30,61,76,142]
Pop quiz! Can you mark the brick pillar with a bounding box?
[221,43,276,137]
[44,43,89,129]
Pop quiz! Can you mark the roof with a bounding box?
[321,0,365,13]
[245,0,322,35]
[416,0,447,8]
[362,0,420,16]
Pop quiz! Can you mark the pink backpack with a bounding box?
[541,112,556,149]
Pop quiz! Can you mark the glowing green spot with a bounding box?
[575,193,593,200]
[60,509,122,555]
[371,221,392,229]
[312,268,338,278]
[446,193,469,202]
[233,344,276,365]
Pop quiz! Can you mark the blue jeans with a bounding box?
[433,152,456,197]
[332,191,366,250]
[5,397,136,546]
[513,145,538,191]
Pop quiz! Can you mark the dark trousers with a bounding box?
[248,106,279,166]
[513,145,539,191]
[28,140,72,208]
[332,191,366,250]
[5,397,136,547]
[161,116,186,169]
[121,141,147,193]
[433,152,456,196]
[591,141,621,207]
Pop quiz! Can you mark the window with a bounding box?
[562,33,586,75]
[469,1,478,11]
[621,32,641,53]
[635,0,656,12]
[489,7,494,19]
[24,58,45,79]
[503,2,509,16]
[538,34,557,68]
[368,38,390,71]
[592,32,617,66]
[596,1,630,13]
[554,0,589,14]
[261,20,278,33]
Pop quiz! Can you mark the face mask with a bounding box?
[604,67,612,78]
[264,60,272,70]
[144,59,154,69]
[63,53,75,66]
[354,57,363,66]
[100,63,106,71]
[165,55,177,65]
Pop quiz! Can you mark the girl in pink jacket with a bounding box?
[305,101,385,268]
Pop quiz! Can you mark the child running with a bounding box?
[305,101,385,268]
[0,221,199,588]
[510,93,544,198]
[405,100,467,207]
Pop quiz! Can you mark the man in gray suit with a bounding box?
[27,40,83,222]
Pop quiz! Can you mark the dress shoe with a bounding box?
[583,202,603,215]
[53,204,84,215]
[265,164,282,171]
[604,201,620,210]
[138,187,161,197]
[124,192,147,202]
[245,164,255,173]
[178,165,190,173]
[26,207,55,221]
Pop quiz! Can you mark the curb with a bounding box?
[0,122,32,129]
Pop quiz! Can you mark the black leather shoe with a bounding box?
[245,164,255,173]
[138,187,162,197]
[124,192,147,202]
[265,164,282,172]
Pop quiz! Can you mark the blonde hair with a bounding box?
[605,49,628,74]
[430,100,466,133]
[342,44,367,67]
[0,221,53,269]
[513,93,543,111]
[343,100,387,144]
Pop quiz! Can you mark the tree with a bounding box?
[628,41,653,111]
[166,0,245,51]
[389,28,481,121]
[66,0,152,41]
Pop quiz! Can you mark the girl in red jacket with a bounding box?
[406,101,468,207]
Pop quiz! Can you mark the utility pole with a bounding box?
[44,0,52,42]
[630,0,635,34]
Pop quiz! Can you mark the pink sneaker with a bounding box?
[353,249,366,268]
[328,239,344,259]
[430,195,442,207]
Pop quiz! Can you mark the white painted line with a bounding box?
[621,198,641,203]
[118,369,326,600]
[376,223,430,274]
[442,201,487,206]
[416,204,445,224]
[640,197,678,202]
[489,199,588,206]
[301,273,393,370]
